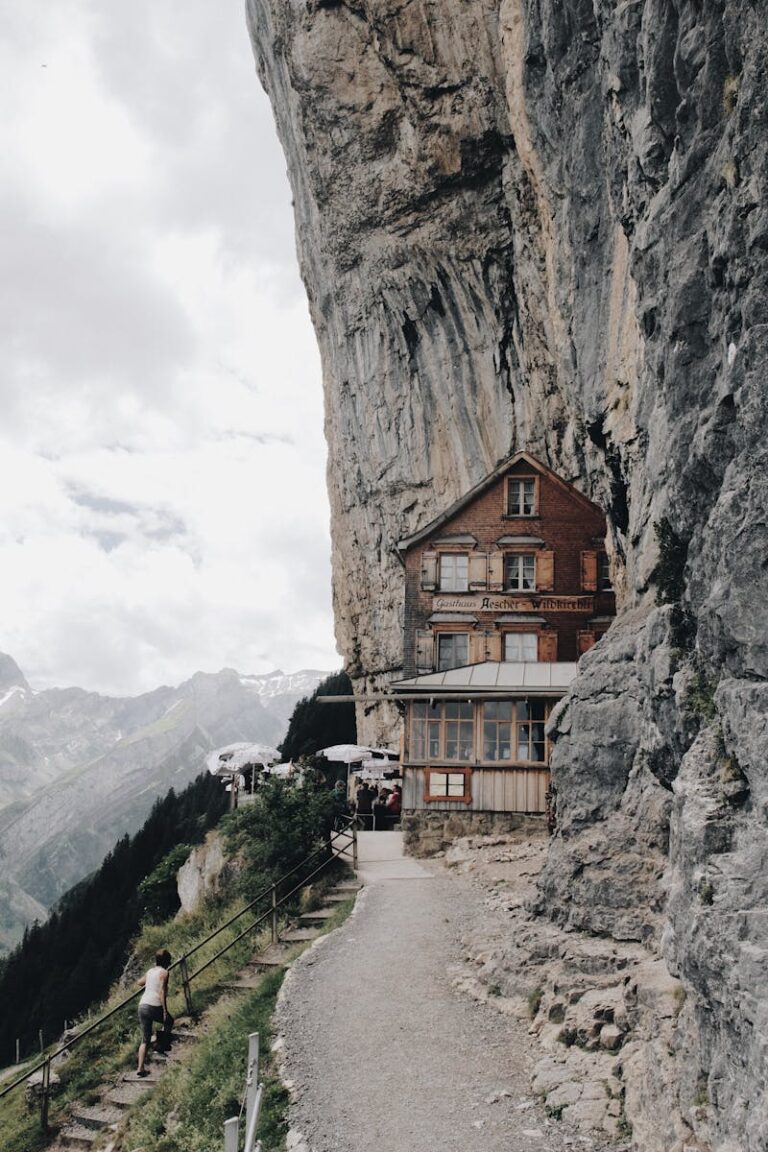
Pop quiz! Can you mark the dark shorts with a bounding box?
[138,1003,173,1045]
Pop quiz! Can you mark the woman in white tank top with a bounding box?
[136,948,173,1076]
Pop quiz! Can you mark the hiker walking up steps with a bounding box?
[136,948,173,1076]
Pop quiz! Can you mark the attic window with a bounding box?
[506,477,537,517]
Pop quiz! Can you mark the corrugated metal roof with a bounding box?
[389,661,579,694]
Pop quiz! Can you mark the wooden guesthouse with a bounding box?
[388,452,615,840]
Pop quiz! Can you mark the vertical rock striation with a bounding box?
[247,2,767,1147]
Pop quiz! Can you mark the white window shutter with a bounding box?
[468,552,487,590]
[469,632,486,664]
[487,632,502,662]
[538,632,558,662]
[537,550,555,591]
[420,551,438,590]
[415,630,435,672]
[488,551,504,591]
[581,550,598,592]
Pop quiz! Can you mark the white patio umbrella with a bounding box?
[318,744,397,763]
[206,742,282,808]
[206,742,281,776]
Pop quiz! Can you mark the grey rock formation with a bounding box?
[247,1,767,1147]
[0,657,330,951]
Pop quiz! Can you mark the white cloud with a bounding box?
[0,0,338,695]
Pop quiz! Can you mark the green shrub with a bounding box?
[139,844,196,923]
[652,518,689,605]
[221,774,336,899]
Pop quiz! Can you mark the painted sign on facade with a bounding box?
[432,595,594,613]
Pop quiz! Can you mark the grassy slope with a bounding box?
[0,883,355,1152]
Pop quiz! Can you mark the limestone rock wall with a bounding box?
[247,2,767,1148]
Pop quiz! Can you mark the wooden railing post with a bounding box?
[40,1056,51,1132]
[270,885,278,944]
[180,956,194,1018]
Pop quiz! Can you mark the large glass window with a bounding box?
[505,553,536,591]
[483,701,514,760]
[437,633,469,671]
[439,553,469,592]
[516,700,547,763]
[412,700,550,764]
[481,700,549,763]
[507,478,537,516]
[410,701,474,762]
[504,633,538,662]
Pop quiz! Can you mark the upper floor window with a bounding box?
[437,633,469,671]
[504,632,538,662]
[507,477,537,516]
[598,551,612,591]
[504,553,536,591]
[439,553,468,592]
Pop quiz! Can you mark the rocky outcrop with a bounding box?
[247,2,767,1148]
[176,833,232,915]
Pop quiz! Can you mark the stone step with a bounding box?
[299,908,334,921]
[250,945,291,969]
[221,977,264,991]
[105,1080,154,1108]
[168,1028,197,1043]
[279,927,321,943]
[57,1124,99,1149]
[70,1102,123,1130]
[325,893,355,903]
[331,881,362,891]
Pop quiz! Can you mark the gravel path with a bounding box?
[277,866,599,1152]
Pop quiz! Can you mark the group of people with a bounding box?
[354,780,401,830]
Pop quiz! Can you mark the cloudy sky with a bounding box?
[0,1,339,695]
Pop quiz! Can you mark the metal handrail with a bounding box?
[0,816,358,1127]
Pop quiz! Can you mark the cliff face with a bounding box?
[247,2,767,1148]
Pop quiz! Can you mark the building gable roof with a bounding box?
[397,451,605,553]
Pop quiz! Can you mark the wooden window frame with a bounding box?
[504,552,536,592]
[514,700,550,765]
[436,632,470,671]
[424,766,473,804]
[438,552,469,593]
[502,631,539,662]
[481,700,515,762]
[479,700,552,766]
[598,551,612,592]
[505,475,539,517]
[409,700,474,764]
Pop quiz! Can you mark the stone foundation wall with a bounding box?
[402,809,547,857]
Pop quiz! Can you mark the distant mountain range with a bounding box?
[0,653,331,953]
